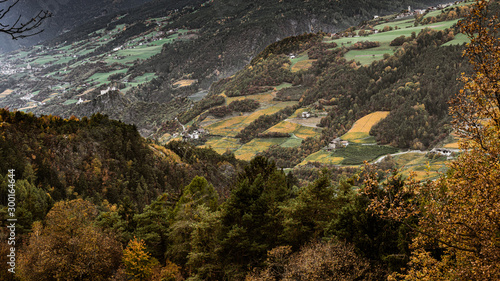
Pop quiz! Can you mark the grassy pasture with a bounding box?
[86,69,128,86]
[225,92,276,105]
[327,18,461,65]
[299,150,344,166]
[280,136,303,148]
[63,99,78,105]
[372,19,415,30]
[105,44,163,64]
[290,53,309,65]
[341,111,389,143]
[234,138,287,161]
[203,136,241,154]
[442,33,470,46]
[291,59,316,72]
[333,144,399,165]
[275,83,293,90]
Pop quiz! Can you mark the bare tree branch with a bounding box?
[0,0,51,40]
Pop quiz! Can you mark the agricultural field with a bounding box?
[0,89,13,99]
[0,20,200,117]
[203,137,241,154]
[173,79,197,88]
[299,150,344,166]
[392,152,450,180]
[442,133,462,149]
[280,136,303,148]
[274,83,293,91]
[291,59,316,72]
[326,12,464,65]
[332,144,399,165]
[206,101,297,137]
[225,92,276,105]
[234,138,287,161]
[341,111,390,143]
[265,121,321,139]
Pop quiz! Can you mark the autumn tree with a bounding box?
[247,240,369,281]
[365,1,500,279]
[18,199,122,280]
[122,237,159,280]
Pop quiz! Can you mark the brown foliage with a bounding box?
[247,240,369,281]
[17,199,122,281]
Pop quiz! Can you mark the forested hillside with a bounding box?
[0,109,407,280]
[3,0,497,280]
[180,22,470,168]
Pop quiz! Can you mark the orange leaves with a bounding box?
[122,237,159,280]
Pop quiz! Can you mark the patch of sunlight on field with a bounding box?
[265,121,321,139]
[298,150,344,166]
[266,121,300,134]
[443,142,460,149]
[206,104,290,137]
[442,132,463,149]
[291,59,316,72]
[341,111,389,143]
[234,138,287,161]
[173,79,197,88]
[225,92,276,105]
[295,126,320,139]
[203,137,241,154]
[0,89,13,99]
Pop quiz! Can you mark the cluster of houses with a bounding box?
[374,1,464,21]
[100,86,117,95]
[180,128,209,140]
[326,138,349,151]
[0,62,39,75]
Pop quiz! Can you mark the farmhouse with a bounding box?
[301,111,311,118]
[431,148,452,157]
[183,129,209,140]
[327,138,349,150]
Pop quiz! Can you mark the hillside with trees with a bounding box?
[3,0,499,280]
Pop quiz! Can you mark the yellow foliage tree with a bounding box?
[123,237,159,280]
[365,1,500,279]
